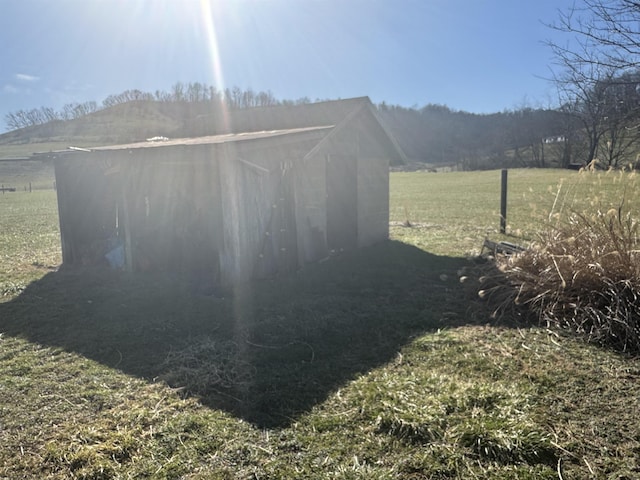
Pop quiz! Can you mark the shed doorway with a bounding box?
[326,154,357,251]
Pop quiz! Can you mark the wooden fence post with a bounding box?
[500,169,508,234]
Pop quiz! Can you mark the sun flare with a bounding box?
[200,0,230,129]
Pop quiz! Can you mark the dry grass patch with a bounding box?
[482,169,640,352]
[161,338,257,394]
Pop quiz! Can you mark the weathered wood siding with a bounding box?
[293,155,328,264]
[218,143,303,284]
[326,153,358,251]
[355,153,389,247]
[355,113,391,246]
[54,157,119,265]
[119,147,223,279]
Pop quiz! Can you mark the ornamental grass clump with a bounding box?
[489,206,640,352]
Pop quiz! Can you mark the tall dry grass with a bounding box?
[482,168,640,352]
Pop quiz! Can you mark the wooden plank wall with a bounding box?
[54,157,119,266]
[293,155,328,264]
[354,114,391,246]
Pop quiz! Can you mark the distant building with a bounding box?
[543,135,566,144]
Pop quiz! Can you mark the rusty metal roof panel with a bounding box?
[83,125,334,152]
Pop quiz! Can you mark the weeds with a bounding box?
[0,280,26,296]
[484,170,640,352]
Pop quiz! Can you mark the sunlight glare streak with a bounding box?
[200,0,229,130]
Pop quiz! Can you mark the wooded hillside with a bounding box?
[0,84,575,169]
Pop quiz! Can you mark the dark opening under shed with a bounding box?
[50,97,406,286]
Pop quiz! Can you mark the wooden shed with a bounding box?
[51,97,406,286]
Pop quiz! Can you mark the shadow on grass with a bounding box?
[0,240,478,428]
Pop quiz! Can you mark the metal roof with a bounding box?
[79,125,335,152]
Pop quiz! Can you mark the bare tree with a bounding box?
[171,82,186,102]
[551,0,640,72]
[256,90,277,107]
[548,1,640,166]
[4,111,25,130]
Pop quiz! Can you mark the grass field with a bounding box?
[0,159,56,190]
[2,168,640,478]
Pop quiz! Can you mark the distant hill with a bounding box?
[0,97,414,189]
[0,99,376,160]
[0,98,398,159]
[0,98,570,170]
[0,101,198,159]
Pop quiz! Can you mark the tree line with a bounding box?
[377,103,573,170]
[4,101,100,129]
[4,81,574,170]
[3,83,313,131]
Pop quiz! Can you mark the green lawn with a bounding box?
[0,190,60,296]
[391,168,640,255]
[1,168,640,478]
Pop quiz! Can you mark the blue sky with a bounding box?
[0,0,577,131]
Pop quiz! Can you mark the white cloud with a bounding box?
[15,73,39,82]
[2,84,19,94]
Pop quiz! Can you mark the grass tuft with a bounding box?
[458,423,556,465]
[375,415,444,445]
[488,203,640,352]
